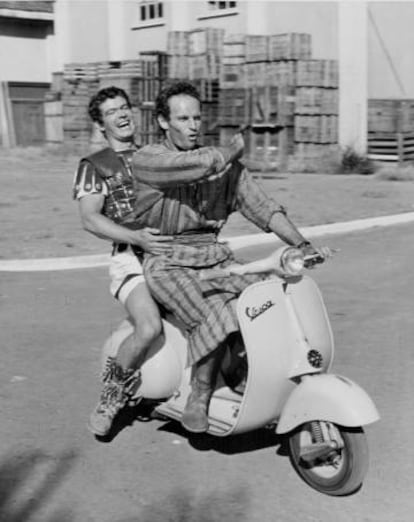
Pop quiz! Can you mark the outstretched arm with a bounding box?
[235,168,328,253]
[131,134,244,188]
[233,166,308,245]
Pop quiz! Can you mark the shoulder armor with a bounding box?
[83,147,125,179]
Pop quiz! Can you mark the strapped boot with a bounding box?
[181,378,213,433]
[88,357,141,436]
[181,346,224,433]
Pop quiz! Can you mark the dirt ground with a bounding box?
[1,145,414,260]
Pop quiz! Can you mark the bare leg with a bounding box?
[88,282,162,436]
[117,281,162,370]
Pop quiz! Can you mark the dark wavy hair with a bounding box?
[155,81,201,121]
[88,86,131,124]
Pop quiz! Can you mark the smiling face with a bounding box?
[98,95,135,150]
[158,94,201,150]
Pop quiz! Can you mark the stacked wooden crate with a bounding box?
[192,78,220,145]
[44,73,64,145]
[293,59,339,159]
[237,33,312,169]
[219,33,249,135]
[62,62,100,149]
[56,29,340,160]
[218,32,340,168]
[188,28,224,81]
[166,28,224,145]
[367,99,414,163]
[167,28,224,81]
[133,52,168,145]
[189,28,224,145]
[59,54,170,149]
[167,31,190,79]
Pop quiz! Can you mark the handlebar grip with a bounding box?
[304,253,325,268]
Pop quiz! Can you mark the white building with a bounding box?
[1,0,413,151]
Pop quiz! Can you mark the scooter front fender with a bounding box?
[276,373,380,434]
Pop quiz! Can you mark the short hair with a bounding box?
[155,81,201,121]
[88,86,132,124]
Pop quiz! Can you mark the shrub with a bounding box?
[337,147,376,175]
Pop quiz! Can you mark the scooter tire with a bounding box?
[288,423,369,496]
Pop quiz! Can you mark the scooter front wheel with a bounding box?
[288,422,369,496]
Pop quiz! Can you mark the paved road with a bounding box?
[0,224,413,522]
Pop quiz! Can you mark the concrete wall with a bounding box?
[368,1,414,98]
[63,0,109,63]
[0,18,51,82]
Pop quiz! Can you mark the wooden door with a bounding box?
[12,100,45,146]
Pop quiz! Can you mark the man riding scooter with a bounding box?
[129,81,331,433]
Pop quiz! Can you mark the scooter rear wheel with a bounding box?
[288,422,369,496]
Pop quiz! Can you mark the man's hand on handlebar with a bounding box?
[299,241,335,268]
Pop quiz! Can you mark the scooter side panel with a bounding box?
[276,373,380,433]
[287,275,334,372]
[231,279,300,434]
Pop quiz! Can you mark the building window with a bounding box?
[207,1,237,10]
[139,1,163,22]
[199,1,238,20]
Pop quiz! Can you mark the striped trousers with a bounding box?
[143,244,264,366]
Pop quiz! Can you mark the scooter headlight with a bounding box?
[280,247,305,276]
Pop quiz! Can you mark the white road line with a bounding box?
[1,212,413,272]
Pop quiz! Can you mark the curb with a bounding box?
[1,212,413,272]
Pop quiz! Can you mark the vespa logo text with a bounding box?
[245,300,275,321]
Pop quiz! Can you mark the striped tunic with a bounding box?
[132,139,285,366]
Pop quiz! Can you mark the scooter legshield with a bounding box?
[276,373,380,434]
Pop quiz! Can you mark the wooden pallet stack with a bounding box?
[62,62,101,149]
[188,28,224,81]
[217,32,341,169]
[293,59,339,160]
[222,33,312,170]
[367,99,414,163]
[191,78,220,145]
[55,29,341,160]
[167,31,190,79]
[167,28,224,81]
[166,28,224,145]
[133,52,169,145]
[59,54,171,149]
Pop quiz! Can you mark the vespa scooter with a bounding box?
[101,246,380,496]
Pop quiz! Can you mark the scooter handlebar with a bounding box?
[199,246,335,281]
[304,252,326,268]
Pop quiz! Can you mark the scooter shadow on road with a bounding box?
[157,420,289,456]
[94,401,290,458]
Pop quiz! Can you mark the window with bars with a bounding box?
[207,1,237,10]
[139,1,163,22]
